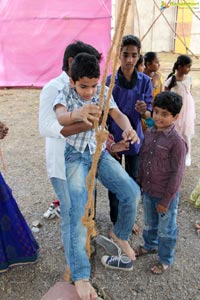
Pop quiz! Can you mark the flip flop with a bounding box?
[151,262,169,275]
[194,221,200,234]
[135,245,157,257]
[194,196,200,209]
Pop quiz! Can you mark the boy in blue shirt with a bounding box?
[53,53,141,300]
[136,91,187,274]
[106,35,152,225]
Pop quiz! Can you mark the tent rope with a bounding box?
[141,0,199,59]
[152,0,199,59]
[182,0,200,22]
[83,0,132,258]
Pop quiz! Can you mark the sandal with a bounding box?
[194,221,200,234]
[190,190,199,204]
[194,196,200,209]
[151,262,169,275]
[135,245,157,257]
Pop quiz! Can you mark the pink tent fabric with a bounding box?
[0,0,111,87]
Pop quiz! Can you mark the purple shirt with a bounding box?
[137,124,187,208]
[106,69,152,155]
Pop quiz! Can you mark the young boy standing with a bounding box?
[136,91,187,274]
[53,53,141,300]
[106,35,152,225]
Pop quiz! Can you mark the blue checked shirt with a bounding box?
[53,84,117,154]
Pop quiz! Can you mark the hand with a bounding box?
[111,140,130,160]
[74,279,98,300]
[0,122,9,139]
[156,203,168,213]
[75,104,101,126]
[111,139,130,153]
[122,128,140,145]
[135,100,147,115]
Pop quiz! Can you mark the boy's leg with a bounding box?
[64,145,92,282]
[50,177,70,266]
[125,154,139,180]
[142,192,159,251]
[97,151,140,259]
[157,193,179,266]
[108,155,122,224]
[108,154,139,225]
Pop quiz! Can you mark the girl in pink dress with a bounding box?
[164,55,195,166]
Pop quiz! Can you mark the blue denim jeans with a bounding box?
[142,192,179,266]
[50,177,70,266]
[65,144,140,281]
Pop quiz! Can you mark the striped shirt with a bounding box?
[53,84,117,154]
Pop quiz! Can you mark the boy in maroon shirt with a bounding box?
[136,91,187,274]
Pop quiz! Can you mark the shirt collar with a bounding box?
[117,67,138,89]
[151,123,175,136]
[61,71,69,81]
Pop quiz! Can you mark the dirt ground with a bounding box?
[0,53,200,300]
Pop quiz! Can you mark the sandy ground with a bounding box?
[0,53,200,300]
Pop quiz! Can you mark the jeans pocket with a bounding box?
[64,143,81,162]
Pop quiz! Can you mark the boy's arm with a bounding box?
[39,85,93,138]
[54,103,101,127]
[135,76,153,119]
[158,138,187,212]
[135,101,151,119]
[60,123,92,137]
[109,107,140,144]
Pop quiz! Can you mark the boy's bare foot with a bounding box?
[132,223,140,236]
[75,279,98,300]
[109,231,136,261]
[151,262,169,275]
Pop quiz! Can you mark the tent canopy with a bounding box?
[0,0,111,87]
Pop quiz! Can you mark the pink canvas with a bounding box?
[0,0,111,87]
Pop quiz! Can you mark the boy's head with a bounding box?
[153,91,183,130]
[120,35,141,73]
[62,41,102,75]
[121,35,141,53]
[70,53,100,101]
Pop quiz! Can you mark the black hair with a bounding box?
[70,53,100,82]
[167,55,192,90]
[62,41,102,73]
[135,54,144,69]
[144,51,157,66]
[153,91,183,116]
[121,35,141,53]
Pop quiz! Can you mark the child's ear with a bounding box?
[68,57,73,69]
[70,77,75,87]
[173,114,179,121]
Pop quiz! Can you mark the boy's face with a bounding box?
[153,106,179,131]
[120,45,139,73]
[70,77,99,101]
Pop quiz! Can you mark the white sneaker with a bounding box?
[43,200,60,219]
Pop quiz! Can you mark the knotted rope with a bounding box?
[83,0,131,257]
[64,0,131,281]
